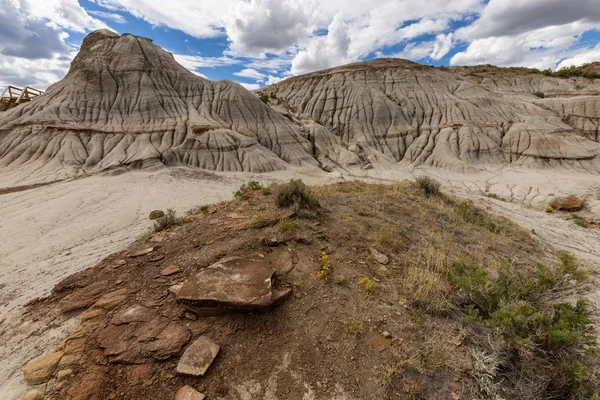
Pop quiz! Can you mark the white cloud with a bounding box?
[88,10,127,24]
[557,42,600,69]
[431,33,453,60]
[265,75,284,85]
[291,15,351,75]
[235,81,261,90]
[233,68,267,80]
[173,54,239,70]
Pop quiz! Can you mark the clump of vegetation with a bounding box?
[485,192,504,201]
[455,200,504,233]
[545,205,554,213]
[357,277,374,293]
[153,208,185,232]
[317,251,330,279]
[401,267,451,313]
[533,92,546,98]
[552,65,600,79]
[414,175,442,197]
[274,179,320,212]
[572,215,588,228]
[234,181,265,199]
[258,92,270,103]
[346,318,365,336]
[275,217,293,234]
[445,254,598,399]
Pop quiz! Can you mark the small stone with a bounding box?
[149,210,165,220]
[23,390,42,400]
[175,385,205,400]
[184,312,198,321]
[371,336,392,352]
[57,369,73,380]
[382,331,391,338]
[160,265,182,276]
[129,247,154,257]
[112,305,156,325]
[177,336,220,376]
[23,351,63,384]
[370,248,389,265]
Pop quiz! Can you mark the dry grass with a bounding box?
[400,267,452,313]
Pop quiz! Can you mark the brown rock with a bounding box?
[125,364,154,385]
[176,385,205,400]
[23,390,42,400]
[370,248,389,265]
[93,288,128,309]
[549,195,584,211]
[149,210,165,220]
[176,252,291,315]
[177,336,220,376]
[371,335,392,352]
[112,305,156,325]
[143,322,190,360]
[23,351,63,384]
[160,265,182,276]
[129,247,154,257]
[82,309,106,320]
[57,368,73,380]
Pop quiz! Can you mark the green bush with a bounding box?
[414,175,442,197]
[258,92,269,103]
[572,215,588,228]
[234,181,265,199]
[533,92,545,98]
[153,208,185,232]
[274,179,320,212]
[552,66,600,79]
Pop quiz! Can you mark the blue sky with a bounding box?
[1,0,600,90]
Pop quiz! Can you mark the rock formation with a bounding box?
[1,31,599,180]
[0,30,317,180]
[262,59,600,172]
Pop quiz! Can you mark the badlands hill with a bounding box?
[1,30,600,182]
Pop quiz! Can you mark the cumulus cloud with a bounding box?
[173,54,239,70]
[233,68,267,80]
[235,81,260,90]
[556,42,600,69]
[265,75,284,85]
[224,0,315,57]
[291,16,351,75]
[0,0,108,89]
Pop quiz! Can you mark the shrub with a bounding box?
[199,204,209,212]
[274,179,320,212]
[572,215,588,228]
[552,66,600,79]
[533,92,545,98]
[234,181,264,199]
[414,175,442,197]
[153,208,184,232]
[275,217,293,234]
[258,92,270,103]
[545,205,554,213]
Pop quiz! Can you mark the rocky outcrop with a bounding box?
[263,58,600,172]
[0,30,317,181]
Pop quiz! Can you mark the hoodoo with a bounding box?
[0,30,317,180]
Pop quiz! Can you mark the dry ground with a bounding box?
[19,181,598,400]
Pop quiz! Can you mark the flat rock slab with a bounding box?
[129,247,154,257]
[160,265,182,276]
[176,385,206,400]
[112,305,156,325]
[176,251,290,314]
[177,336,220,376]
[23,351,63,384]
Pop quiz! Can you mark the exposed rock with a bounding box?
[175,385,206,400]
[549,195,585,211]
[23,390,42,400]
[23,351,63,384]
[129,247,154,257]
[160,265,182,276]
[0,30,317,179]
[176,252,292,315]
[149,210,165,220]
[371,335,392,352]
[93,289,128,309]
[112,305,156,325]
[57,368,73,380]
[370,248,389,265]
[177,336,220,376]
[143,322,190,360]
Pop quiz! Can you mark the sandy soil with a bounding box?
[1,165,600,399]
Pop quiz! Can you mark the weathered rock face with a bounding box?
[0,30,317,180]
[175,251,292,315]
[262,58,600,172]
[176,336,220,376]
